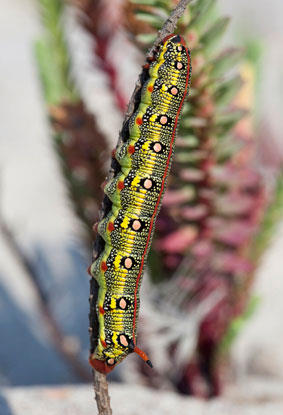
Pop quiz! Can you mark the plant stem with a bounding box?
[93,371,112,415]
[123,0,193,137]
[149,0,194,56]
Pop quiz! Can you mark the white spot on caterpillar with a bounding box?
[143,179,153,189]
[153,143,162,153]
[119,335,129,347]
[160,115,168,125]
[124,257,133,269]
[132,220,142,231]
[119,298,127,309]
[171,87,178,95]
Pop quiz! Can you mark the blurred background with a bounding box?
[0,0,283,412]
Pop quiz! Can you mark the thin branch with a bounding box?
[91,0,192,411]
[123,0,193,133]
[149,0,194,56]
[93,371,112,415]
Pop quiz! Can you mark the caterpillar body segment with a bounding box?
[89,34,191,374]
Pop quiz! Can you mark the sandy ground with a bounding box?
[1,379,283,415]
[0,0,283,411]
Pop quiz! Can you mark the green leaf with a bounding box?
[200,17,230,53]
[35,0,77,104]
[189,0,216,32]
[214,108,248,136]
[181,102,193,116]
[191,0,214,14]
[131,0,170,8]
[35,39,74,104]
[190,88,200,99]
[181,116,207,129]
[136,33,156,45]
[215,135,243,162]
[210,48,243,78]
[251,173,283,262]
[243,39,264,116]
[219,296,260,354]
[177,135,199,148]
[244,39,263,65]
[135,11,166,28]
[214,75,243,107]
[176,150,207,163]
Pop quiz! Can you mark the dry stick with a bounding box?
[149,0,194,54]
[0,218,91,382]
[92,0,193,412]
[124,0,194,125]
[93,371,112,415]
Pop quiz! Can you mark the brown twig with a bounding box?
[149,0,194,55]
[93,371,112,415]
[91,0,192,411]
[123,0,193,131]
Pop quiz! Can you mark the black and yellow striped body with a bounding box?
[89,35,191,373]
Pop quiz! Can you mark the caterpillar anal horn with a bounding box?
[133,346,153,369]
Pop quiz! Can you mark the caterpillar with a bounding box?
[88,34,191,374]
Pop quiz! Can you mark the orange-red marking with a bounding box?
[128,145,135,155]
[99,306,105,315]
[147,85,153,93]
[117,180,124,190]
[162,34,176,44]
[107,222,115,232]
[101,261,108,272]
[100,338,107,348]
[136,117,143,125]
